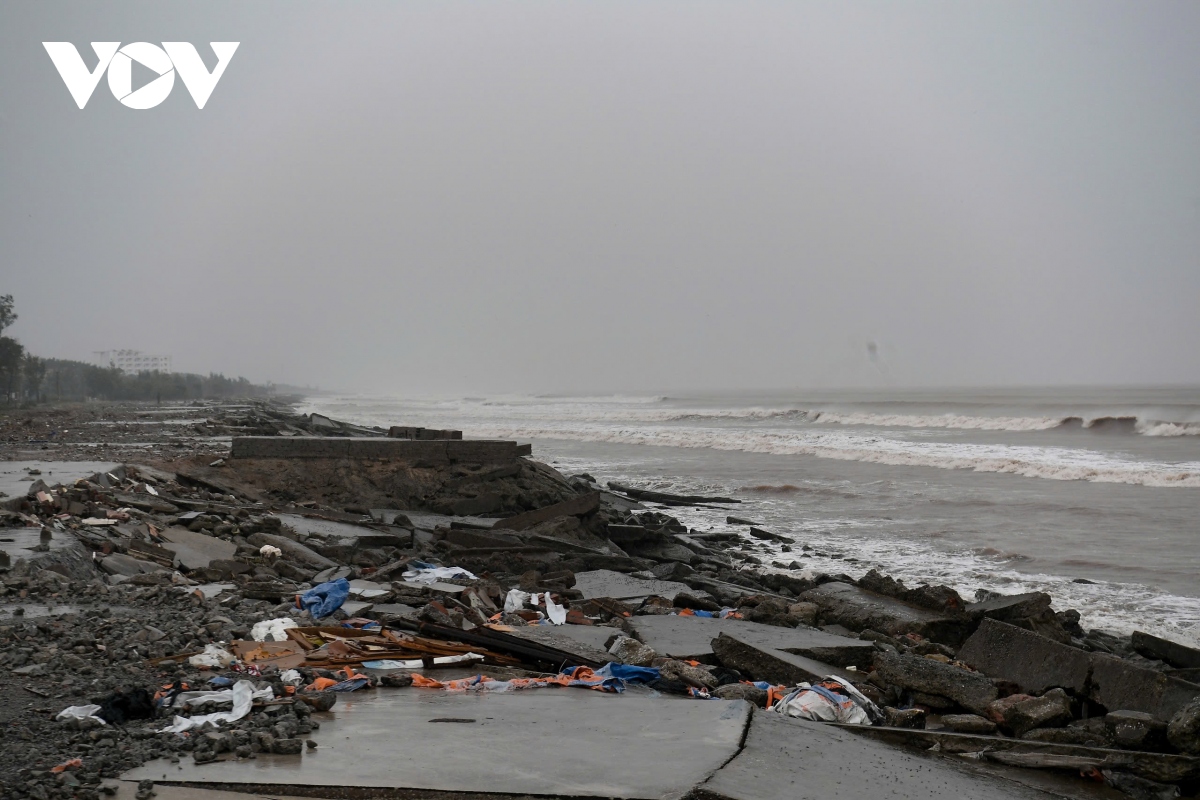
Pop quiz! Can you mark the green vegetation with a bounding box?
[0,294,273,404]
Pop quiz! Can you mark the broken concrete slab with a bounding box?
[629,614,875,665]
[800,581,972,645]
[1089,651,1200,722]
[873,651,999,715]
[365,602,418,620]
[393,580,465,595]
[966,592,1053,622]
[573,569,696,603]
[387,425,462,440]
[684,572,791,604]
[157,527,237,572]
[339,600,374,617]
[957,618,1092,696]
[838,725,1200,785]
[122,785,335,800]
[492,491,601,531]
[124,689,751,799]
[98,552,166,577]
[246,532,337,570]
[276,513,374,539]
[1002,689,1074,736]
[448,493,501,516]
[399,510,501,530]
[231,436,525,464]
[441,527,524,549]
[695,708,1054,800]
[503,624,615,665]
[959,619,1200,721]
[346,580,389,599]
[606,524,656,544]
[1132,630,1200,670]
[711,633,857,686]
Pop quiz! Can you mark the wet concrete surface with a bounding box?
[0,460,119,505]
[277,514,376,540]
[504,622,617,663]
[629,614,876,663]
[573,569,693,603]
[0,602,136,620]
[695,712,1095,800]
[124,688,751,799]
[0,527,77,564]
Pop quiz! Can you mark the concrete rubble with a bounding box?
[0,402,1198,800]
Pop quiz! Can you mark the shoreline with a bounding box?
[1,399,1198,798]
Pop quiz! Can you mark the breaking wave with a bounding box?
[300,394,1200,487]
[305,394,1200,436]
[448,422,1200,487]
[668,409,1200,435]
[810,411,1063,431]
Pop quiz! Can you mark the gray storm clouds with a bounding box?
[2,1,1198,393]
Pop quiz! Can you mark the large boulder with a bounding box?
[801,582,973,646]
[871,652,998,714]
[965,591,1069,643]
[959,619,1200,722]
[1166,699,1200,755]
[608,635,657,666]
[940,714,997,735]
[1106,710,1169,752]
[1002,689,1074,736]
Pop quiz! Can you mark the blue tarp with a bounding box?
[595,663,661,684]
[298,578,350,618]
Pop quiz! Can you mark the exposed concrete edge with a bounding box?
[832,724,1200,783]
[118,781,621,800]
[231,437,528,464]
[712,701,756,772]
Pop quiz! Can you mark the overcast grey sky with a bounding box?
[2,1,1198,394]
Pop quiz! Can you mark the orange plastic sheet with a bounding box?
[411,666,622,693]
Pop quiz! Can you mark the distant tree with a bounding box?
[0,295,15,335]
[22,353,46,402]
[0,336,24,402]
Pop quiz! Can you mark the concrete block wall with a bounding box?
[231,436,527,464]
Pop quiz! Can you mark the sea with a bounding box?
[299,387,1200,647]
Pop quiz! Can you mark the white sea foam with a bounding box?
[810,411,1064,431]
[301,395,1200,487]
[301,393,1200,643]
[444,422,1200,487]
[305,394,1200,436]
[1137,421,1200,436]
[543,452,1200,647]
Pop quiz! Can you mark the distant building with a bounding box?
[92,349,172,375]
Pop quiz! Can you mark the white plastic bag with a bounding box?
[771,676,880,725]
[362,652,484,670]
[503,589,530,613]
[543,592,567,625]
[188,642,236,668]
[159,680,274,733]
[56,705,106,725]
[279,669,304,685]
[251,617,297,642]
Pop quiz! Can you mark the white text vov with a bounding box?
[43,42,239,109]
